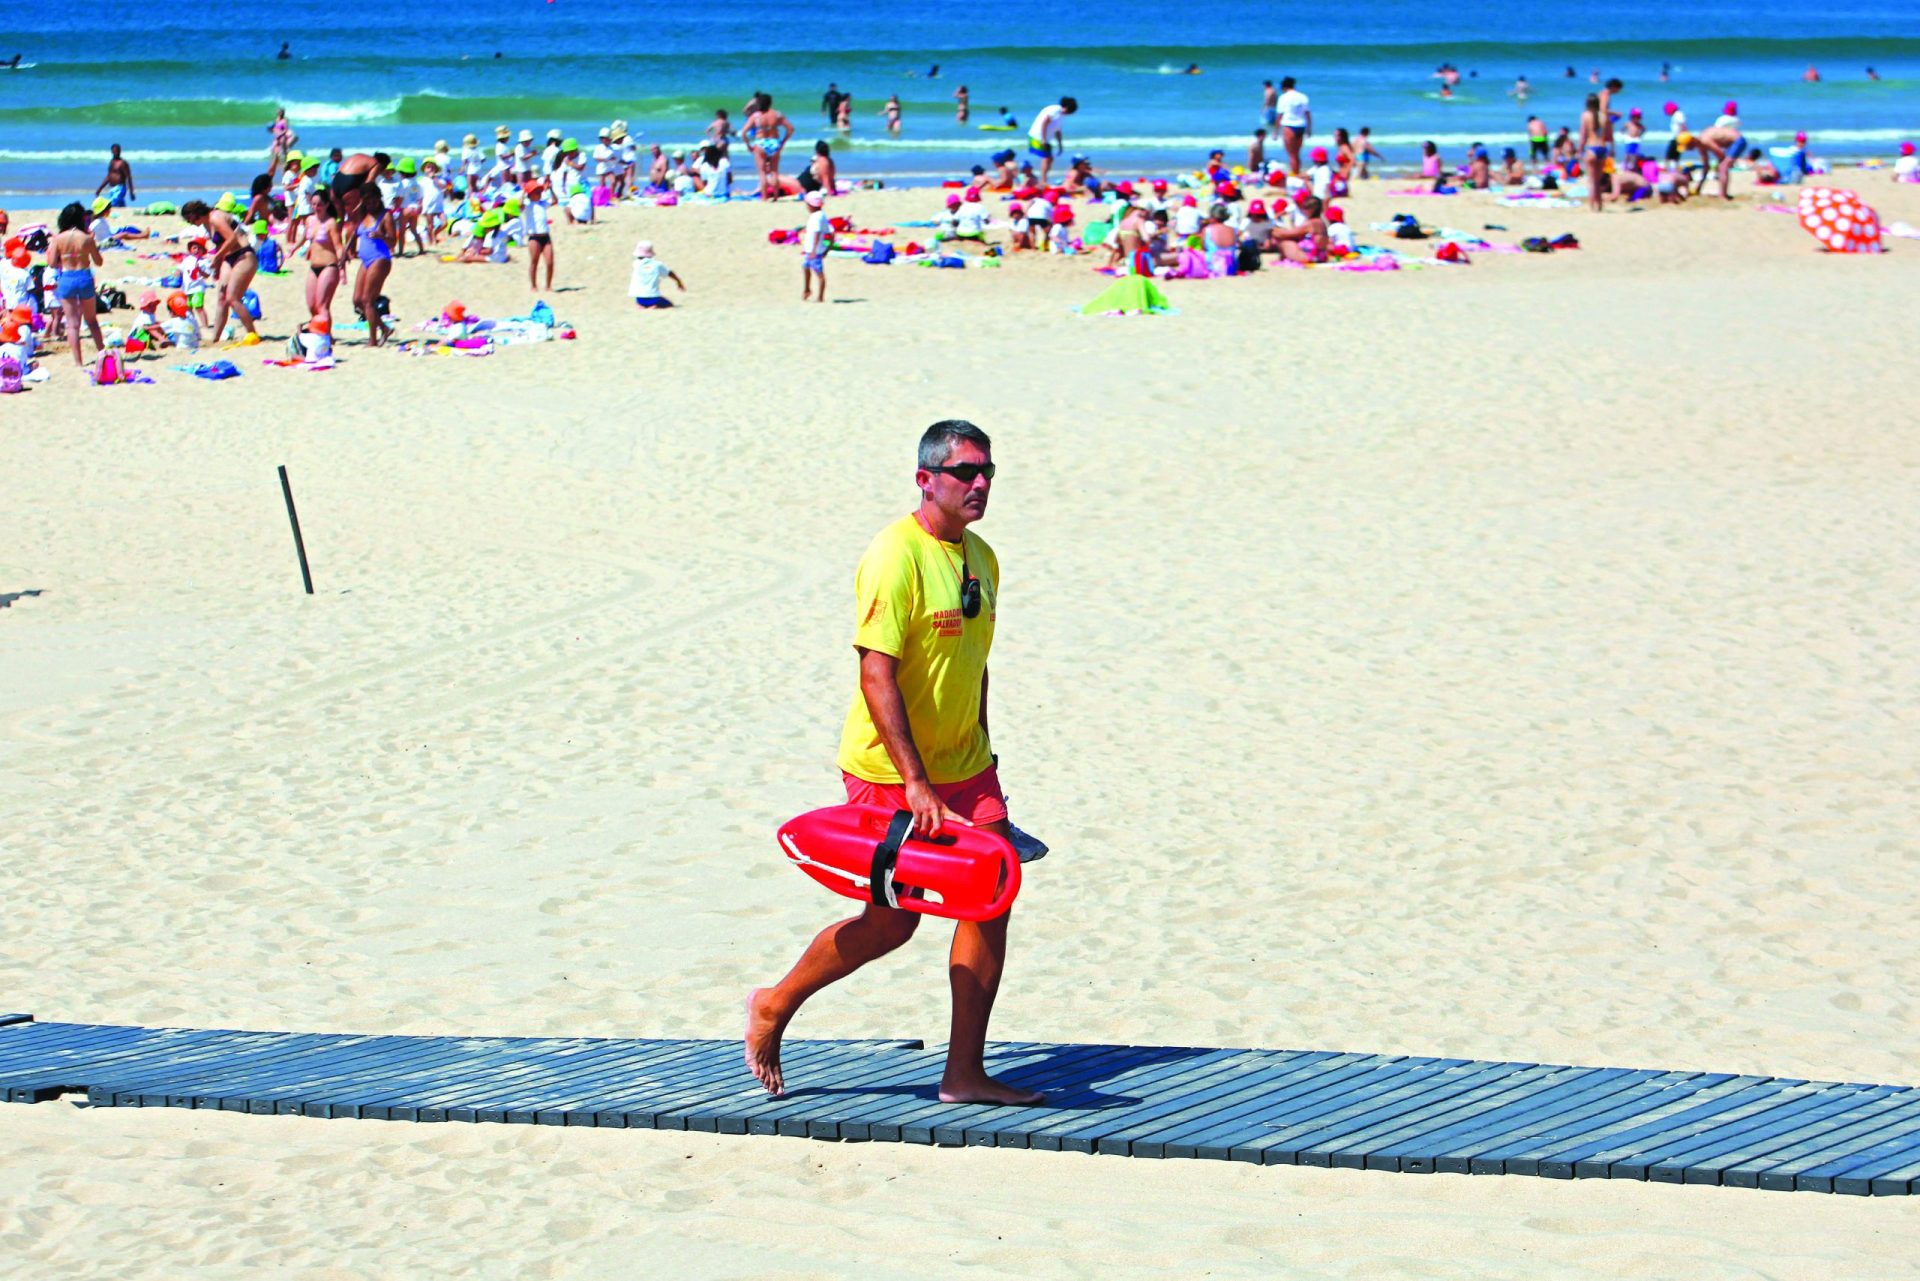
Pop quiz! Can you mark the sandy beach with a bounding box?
[4,174,1920,1277]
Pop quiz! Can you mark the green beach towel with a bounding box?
[1078,276,1172,316]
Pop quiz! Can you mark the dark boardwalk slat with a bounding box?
[0,1016,1912,1197]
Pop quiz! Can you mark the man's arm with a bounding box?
[978,665,989,738]
[858,646,965,836]
[1304,109,1312,139]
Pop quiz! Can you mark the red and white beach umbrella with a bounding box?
[1797,187,1883,254]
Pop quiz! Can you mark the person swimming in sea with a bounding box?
[276,42,290,60]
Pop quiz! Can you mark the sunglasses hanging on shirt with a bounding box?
[960,560,981,619]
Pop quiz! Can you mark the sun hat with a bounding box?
[598,125,611,137]
[1663,101,1678,114]
[547,128,562,141]
[475,210,504,230]
[463,133,478,146]
[495,125,510,139]
[286,151,303,166]
[435,139,450,153]
[138,289,158,308]
[1903,142,1916,155]
[1310,146,1328,162]
[1794,131,1807,143]
[1247,199,1266,215]
[519,129,533,142]
[397,157,417,174]
[634,240,654,258]
[1325,204,1345,222]
[91,196,110,214]
[1181,194,1197,206]
[562,137,579,151]
[167,293,189,316]
[1724,100,1738,114]
[504,195,522,215]
[216,192,240,213]
[945,193,961,206]
[803,190,825,208]
[302,156,321,171]
[964,189,982,201]
[1629,108,1642,117]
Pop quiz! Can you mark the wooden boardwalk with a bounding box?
[3,1013,1916,1195]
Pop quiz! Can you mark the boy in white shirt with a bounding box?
[800,189,832,301]
[954,191,990,240]
[629,240,685,308]
[1024,191,1052,250]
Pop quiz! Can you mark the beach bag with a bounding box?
[242,289,263,319]
[1236,241,1264,273]
[93,351,124,385]
[258,238,282,273]
[528,299,554,327]
[97,285,127,312]
[862,242,895,264]
[0,355,21,394]
[1521,237,1553,253]
[1394,222,1427,240]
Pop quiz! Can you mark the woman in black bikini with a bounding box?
[181,198,260,344]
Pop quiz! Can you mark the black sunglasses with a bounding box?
[925,462,996,483]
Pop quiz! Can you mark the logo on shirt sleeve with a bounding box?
[862,598,884,626]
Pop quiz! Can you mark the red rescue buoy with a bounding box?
[778,804,1020,922]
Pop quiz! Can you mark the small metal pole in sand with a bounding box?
[278,464,314,595]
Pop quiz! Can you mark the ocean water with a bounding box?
[1,0,1915,202]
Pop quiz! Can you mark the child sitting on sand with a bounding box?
[1896,142,1919,182]
[630,240,685,309]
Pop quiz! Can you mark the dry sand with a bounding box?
[3,175,1919,1278]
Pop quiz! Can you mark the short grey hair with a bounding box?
[918,419,992,469]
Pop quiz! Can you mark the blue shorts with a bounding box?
[634,296,673,308]
[56,269,97,301]
[1027,140,1052,159]
[802,253,826,273]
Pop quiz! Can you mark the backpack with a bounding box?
[1394,222,1428,240]
[257,238,283,273]
[1236,241,1264,273]
[0,355,22,394]
[241,289,263,319]
[96,285,127,312]
[1521,237,1554,253]
[93,350,124,385]
[862,242,895,264]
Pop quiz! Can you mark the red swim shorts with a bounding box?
[841,765,1008,827]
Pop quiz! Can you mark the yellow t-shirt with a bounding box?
[836,513,998,784]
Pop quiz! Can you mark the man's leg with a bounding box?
[939,819,1044,1106]
[746,904,919,1094]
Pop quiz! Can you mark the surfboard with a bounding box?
[978,125,1016,132]
[778,804,1021,921]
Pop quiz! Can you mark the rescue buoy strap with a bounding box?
[869,809,915,908]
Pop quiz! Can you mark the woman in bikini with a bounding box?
[181,198,260,344]
[350,190,396,347]
[288,188,345,329]
[48,202,106,367]
[1272,194,1329,264]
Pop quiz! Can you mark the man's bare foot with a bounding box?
[939,1072,1045,1106]
[744,988,789,1095]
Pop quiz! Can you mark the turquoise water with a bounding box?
[1,1,1915,201]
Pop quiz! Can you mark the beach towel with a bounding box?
[1077,276,1173,316]
[171,360,242,380]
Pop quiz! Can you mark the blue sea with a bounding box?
[2,0,1916,202]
